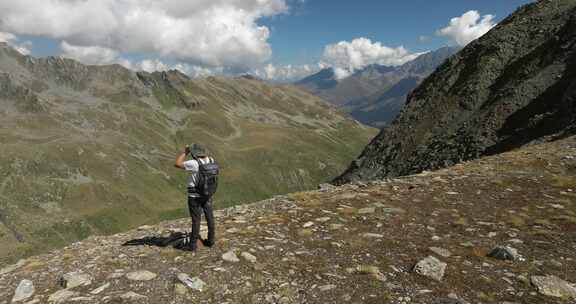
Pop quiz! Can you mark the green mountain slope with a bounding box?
[0,44,377,265]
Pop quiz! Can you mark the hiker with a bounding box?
[175,143,219,251]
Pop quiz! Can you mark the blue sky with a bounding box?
[0,0,533,80]
[262,0,533,65]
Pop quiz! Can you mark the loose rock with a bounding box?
[382,207,406,214]
[59,272,92,289]
[362,233,383,238]
[11,279,34,302]
[125,270,157,281]
[358,207,375,214]
[355,265,386,281]
[177,273,205,291]
[222,251,240,263]
[241,252,257,263]
[70,296,93,301]
[487,246,522,261]
[413,256,447,281]
[48,290,79,303]
[531,275,576,298]
[429,247,452,258]
[90,282,110,295]
[120,291,148,300]
[319,284,336,291]
[318,183,336,191]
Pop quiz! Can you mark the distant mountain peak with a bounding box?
[398,46,461,75]
[352,64,396,78]
[295,67,337,90]
[295,46,460,123]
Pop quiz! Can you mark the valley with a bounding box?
[0,45,377,265]
[296,47,460,127]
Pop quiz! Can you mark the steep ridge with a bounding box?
[335,0,576,184]
[0,44,377,265]
[1,135,574,303]
[295,47,459,127]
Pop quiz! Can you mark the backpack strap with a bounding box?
[192,156,203,165]
[192,156,214,165]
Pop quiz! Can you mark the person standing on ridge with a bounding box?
[175,143,219,252]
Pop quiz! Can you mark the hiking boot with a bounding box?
[173,239,197,252]
[201,238,214,248]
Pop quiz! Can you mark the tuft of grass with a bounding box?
[508,215,526,227]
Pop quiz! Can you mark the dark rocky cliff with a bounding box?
[335,0,576,184]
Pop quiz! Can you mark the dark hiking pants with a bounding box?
[187,195,215,249]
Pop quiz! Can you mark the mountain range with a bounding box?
[0,43,377,265]
[335,0,576,184]
[296,46,460,127]
[2,1,576,303]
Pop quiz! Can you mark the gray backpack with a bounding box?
[194,157,219,198]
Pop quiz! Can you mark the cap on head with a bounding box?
[189,143,207,157]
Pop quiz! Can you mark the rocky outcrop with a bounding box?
[0,73,44,112]
[335,0,576,184]
[136,70,196,108]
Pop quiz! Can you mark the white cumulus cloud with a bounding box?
[59,40,224,78]
[0,31,31,55]
[61,42,120,65]
[0,0,287,70]
[121,59,323,82]
[136,59,171,73]
[0,32,16,43]
[320,38,421,79]
[253,63,322,82]
[117,58,225,79]
[438,11,496,46]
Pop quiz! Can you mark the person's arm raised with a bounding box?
[174,147,190,169]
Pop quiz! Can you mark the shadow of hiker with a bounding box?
[122,231,192,251]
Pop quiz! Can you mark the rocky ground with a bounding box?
[1,136,576,303]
